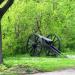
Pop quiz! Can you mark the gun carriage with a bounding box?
[26,33,61,56]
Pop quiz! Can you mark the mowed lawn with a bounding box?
[3,55,75,72]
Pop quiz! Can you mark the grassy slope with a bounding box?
[3,55,75,72]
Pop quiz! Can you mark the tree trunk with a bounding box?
[0,0,14,64]
[0,21,3,64]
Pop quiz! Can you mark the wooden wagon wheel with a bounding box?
[46,34,61,56]
[26,34,42,56]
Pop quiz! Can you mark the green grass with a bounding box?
[2,55,75,72]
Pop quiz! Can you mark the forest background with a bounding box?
[1,0,75,56]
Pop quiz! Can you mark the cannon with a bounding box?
[26,33,61,56]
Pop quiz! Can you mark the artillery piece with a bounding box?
[26,33,61,56]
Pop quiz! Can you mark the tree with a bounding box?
[0,0,14,64]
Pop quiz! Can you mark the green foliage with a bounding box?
[0,64,7,72]
[1,0,75,55]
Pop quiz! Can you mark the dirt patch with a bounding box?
[3,65,39,74]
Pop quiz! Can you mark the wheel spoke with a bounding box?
[26,34,42,56]
[47,33,61,56]
[53,39,58,43]
[52,36,56,41]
